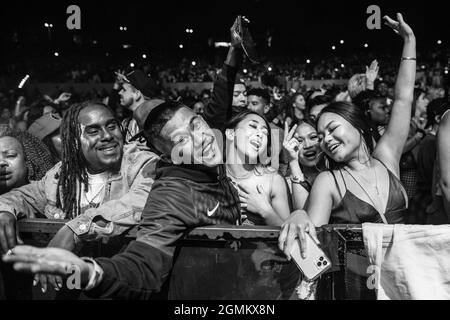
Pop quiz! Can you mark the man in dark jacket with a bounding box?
[3,16,252,300]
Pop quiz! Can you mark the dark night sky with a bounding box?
[0,0,448,59]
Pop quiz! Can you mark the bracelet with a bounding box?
[401,57,416,61]
[290,175,306,184]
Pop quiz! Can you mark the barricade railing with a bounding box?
[10,219,370,300]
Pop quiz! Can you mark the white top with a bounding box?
[80,172,110,209]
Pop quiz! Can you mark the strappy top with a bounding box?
[227,165,277,226]
[329,159,408,224]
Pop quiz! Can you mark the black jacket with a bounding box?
[87,64,240,299]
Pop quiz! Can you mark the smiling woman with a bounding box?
[225,110,292,227]
[0,129,55,195]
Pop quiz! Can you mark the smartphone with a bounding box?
[289,234,332,281]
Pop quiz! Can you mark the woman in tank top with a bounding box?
[225,110,291,226]
[283,120,325,210]
[279,13,416,258]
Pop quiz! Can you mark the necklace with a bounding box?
[83,173,110,208]
[84,184,106,208]
[347,160,380,195]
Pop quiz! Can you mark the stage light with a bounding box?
[340,40,344,44]
[243,69,248,74]
[54,52,59,57]
[364,43,369,48]
[192,61,196,66]
[44,23,49,27]
[130,63,135,68]
[341,64,345,68]
[179,44,184,49]
[142,54,147,59]
[332,46,336,50]
[268,66,272,72]
[306,59,311,64]
[437,40,442,45]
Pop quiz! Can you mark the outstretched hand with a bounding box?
[383,13,414,40]
[2,245,92,290]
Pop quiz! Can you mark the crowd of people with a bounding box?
[0,13,449,300]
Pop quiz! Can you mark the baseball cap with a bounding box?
[28,113,62,140]
[129,99,166,141]
[124,70,159,98]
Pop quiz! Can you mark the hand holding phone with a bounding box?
[289,233,331,281]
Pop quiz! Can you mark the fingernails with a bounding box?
[33,279,37,286]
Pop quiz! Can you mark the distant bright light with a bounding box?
[44,23,49,27]
[341,64,345,68]
[119,27,123,31]
[186,29,193,34]
[124,27,127,31]
[334,68,339,72]
[340,40,344,44]
[268,67,272,72]
[179,44,184,49]
[421,65,426,69]
[130,63,135,68]
[185,28,189,33]
[306,59,311,64]
[54,52,59,57]
[214,42,231,48]
[445,70,449,74]
[437,40,442,45]
[93,40,98,45]
[142,54,147,59]
[332,46,336,50]
[364,43,369,48]
[49,24,53,28]
[192,61,196,66]
[243,69,248,74]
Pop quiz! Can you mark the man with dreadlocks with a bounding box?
[3,16,253,299]
[0,101,157,262]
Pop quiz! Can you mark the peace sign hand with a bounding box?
[283,122,300,162]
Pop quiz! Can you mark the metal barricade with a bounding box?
[1,219,373,300]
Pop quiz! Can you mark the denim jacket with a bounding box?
[0,143,159,242]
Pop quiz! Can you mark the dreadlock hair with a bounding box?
[0,129,55,183]
[56,101,110,219]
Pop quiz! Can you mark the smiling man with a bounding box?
[0,101,158,261]
[2,16,251,299]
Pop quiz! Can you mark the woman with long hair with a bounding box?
[279,13,416,256]
[225,110,291,226]
[283,120,325,210]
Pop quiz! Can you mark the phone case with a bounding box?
[289,234,332,280]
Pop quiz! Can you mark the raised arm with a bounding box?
[373,13,416,175]
[202,17,244,130]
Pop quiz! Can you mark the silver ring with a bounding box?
[6,249,14,256]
